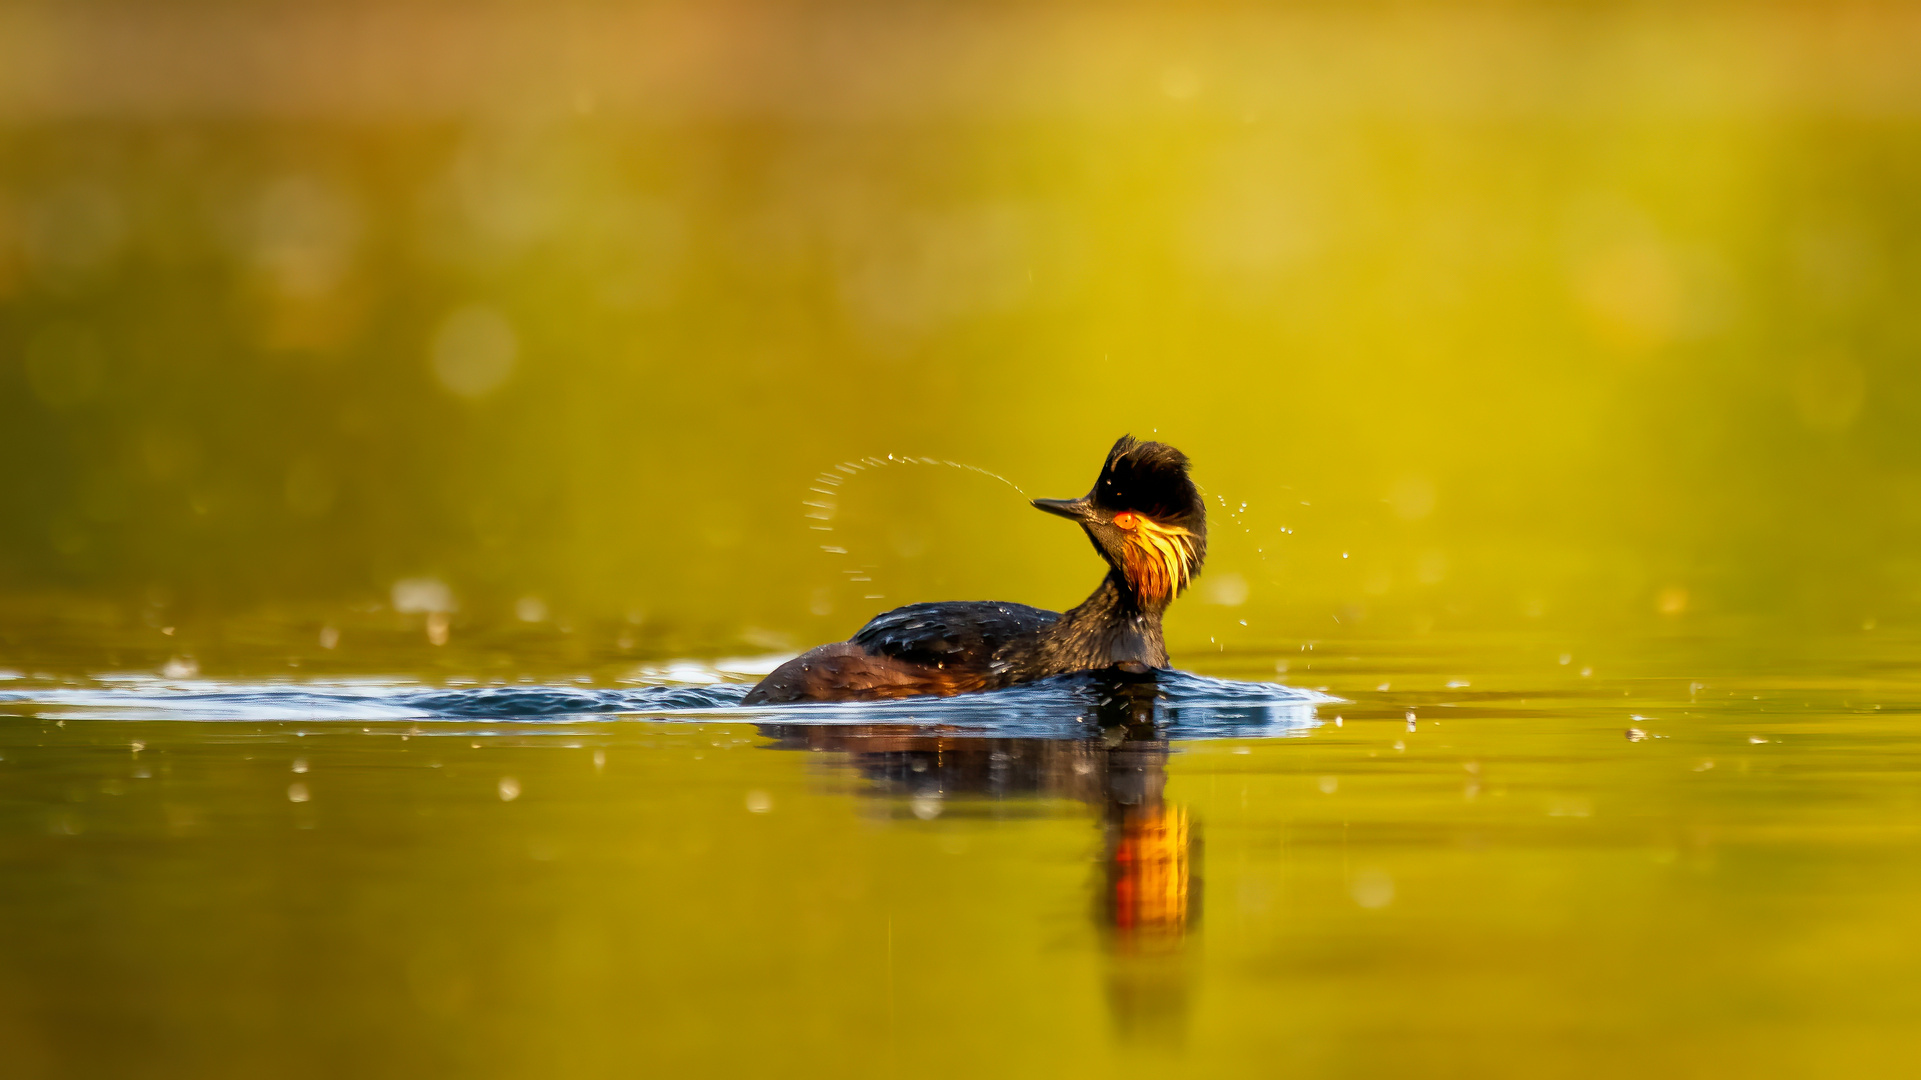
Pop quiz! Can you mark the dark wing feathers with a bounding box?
[849,601,1058,667]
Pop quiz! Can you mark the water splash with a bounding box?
[1212,491,1259,540]
[806,453,1027,536]
[6,670,1335,740]
[806,455,1030,601]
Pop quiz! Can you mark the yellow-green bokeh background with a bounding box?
[4,0,1919,659]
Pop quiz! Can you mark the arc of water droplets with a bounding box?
[805,455,1028,567]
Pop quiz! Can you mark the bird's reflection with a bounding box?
[757,677,1197,1041]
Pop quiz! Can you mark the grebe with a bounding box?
[744,436,1206,704]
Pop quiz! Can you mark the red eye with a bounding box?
[1113,511,1138,529]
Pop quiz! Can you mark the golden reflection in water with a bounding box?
[759,680,1202,1039]
[1105,803,1190,943]
[1097,752,1198,1049]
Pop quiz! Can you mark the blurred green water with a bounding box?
[3,2,1920,657]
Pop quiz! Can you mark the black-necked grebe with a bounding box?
[745,436,1207,704]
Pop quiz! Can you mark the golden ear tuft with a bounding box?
[1120,516,1200,602]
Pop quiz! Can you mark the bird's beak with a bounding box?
[1031,497,1093,522]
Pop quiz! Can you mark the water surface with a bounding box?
[4,632,1919,1077]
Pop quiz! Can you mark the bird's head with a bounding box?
[1032,436,1207,608]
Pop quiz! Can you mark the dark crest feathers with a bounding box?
[1091,435,1205,528]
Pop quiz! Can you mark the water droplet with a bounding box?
[1351,869,1394,909]
[498,777,521,801]
[392,578,454,614]
[291,758,308,773]
[287,782,310,803]
[1317,776,1338,794]
[745,790,772,813]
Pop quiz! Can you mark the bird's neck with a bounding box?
[1043,570,1168,672]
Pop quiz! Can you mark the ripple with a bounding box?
[3,668,1333,740]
